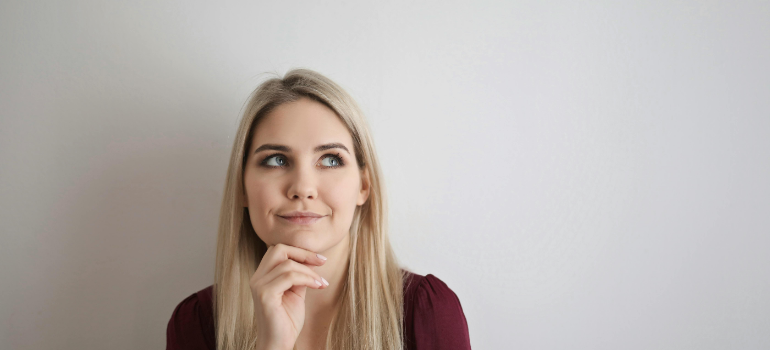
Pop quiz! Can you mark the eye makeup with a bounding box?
[259,153,345,169]
[259,153,288,168]
[322,152,345,167]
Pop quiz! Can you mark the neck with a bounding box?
[305,233,350,321]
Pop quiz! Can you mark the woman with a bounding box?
[166,69,471,350]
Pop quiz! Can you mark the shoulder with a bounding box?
[401,270,472,350]
[166,285,215,350]
[403,271,456,299]
[402,270,465,312]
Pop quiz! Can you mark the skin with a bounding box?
[242,97,370,350]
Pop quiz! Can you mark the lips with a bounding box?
[278,211,326,225]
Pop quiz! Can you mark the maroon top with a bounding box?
[167,270,471,350]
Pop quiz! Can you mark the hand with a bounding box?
[250,243,329,350]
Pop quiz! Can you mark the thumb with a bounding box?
[290,284,308,300]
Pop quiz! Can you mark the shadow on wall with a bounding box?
[19,89,228,348]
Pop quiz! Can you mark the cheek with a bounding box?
[245,177,282,244]
[321,173,361,216]
[245,178,280,217]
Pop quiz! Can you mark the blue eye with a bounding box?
[259,153,344,168]
[321,154,344,168]
[261,154,287,168]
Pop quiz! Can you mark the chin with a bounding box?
[265,231,333,253]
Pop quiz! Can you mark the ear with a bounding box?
[242,189,249,207]
[357,167,371,206]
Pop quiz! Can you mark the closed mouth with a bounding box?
[278,215,325,225]
[278,210,325,218]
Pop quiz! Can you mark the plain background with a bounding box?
[2,1,769,349]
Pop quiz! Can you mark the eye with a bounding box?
[320,153,345,168]
[261,154,288,168]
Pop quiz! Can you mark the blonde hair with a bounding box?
[213,68,404,350]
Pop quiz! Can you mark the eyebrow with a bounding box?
[253,143,351,155]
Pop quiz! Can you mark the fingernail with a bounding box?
[317,253,327,261]
[315,279,322,286]
[322,277,329,286]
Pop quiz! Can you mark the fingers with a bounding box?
[256,270,325,304]
[259,259,329,290]
[256,243,328,276]
[267,271,323,298]
[251,244,330,303]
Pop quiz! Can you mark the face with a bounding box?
[242,97,370,254]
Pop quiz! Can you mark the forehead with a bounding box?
[252,98,353,151]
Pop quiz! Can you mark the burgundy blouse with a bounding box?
[167,270,471,350]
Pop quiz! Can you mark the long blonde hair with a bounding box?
[213,68,404,350]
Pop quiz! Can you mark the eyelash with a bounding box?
[259,153,345,169]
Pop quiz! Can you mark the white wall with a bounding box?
[2,1,769,349]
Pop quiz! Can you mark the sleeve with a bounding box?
[166,292,214,350]
[411,274,472,350]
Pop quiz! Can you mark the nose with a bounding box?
[286,161,318,200]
